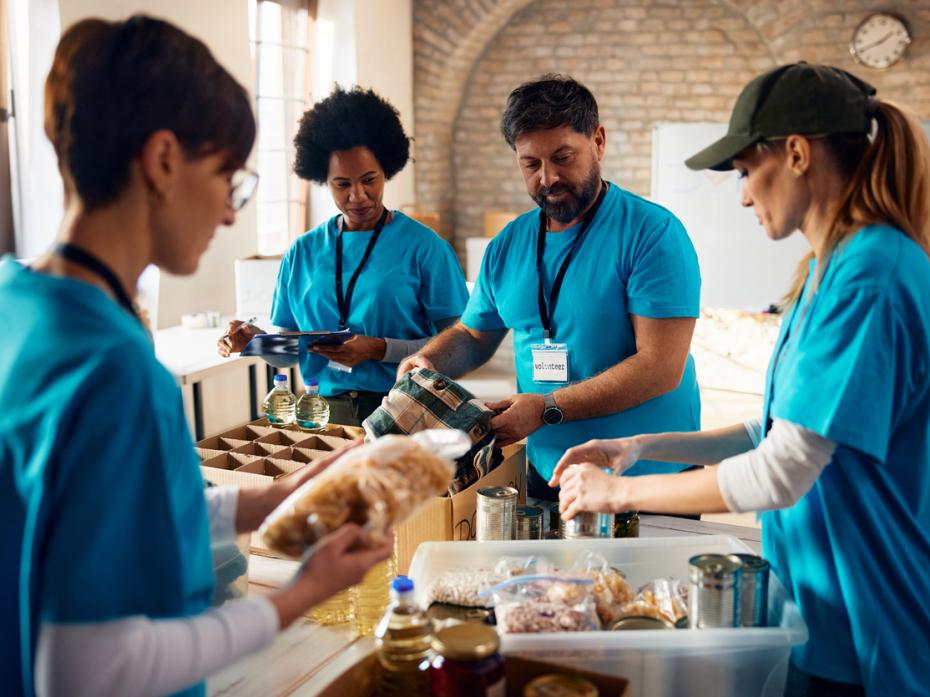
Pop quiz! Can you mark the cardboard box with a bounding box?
[395,443,526,575]
[484,210,518,238]
[317,652,629,697]
[234,255,281,320]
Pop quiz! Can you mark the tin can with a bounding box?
[560,511,613,539]
[610,615,675,630]
[728,553,770,627]
[548,502,562,536]
[524,673,600,697]
[688,553,742,628]
[515,505,543,540]
[613,510,640,538]
[476,486,517,541]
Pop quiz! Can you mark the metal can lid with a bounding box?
[524,673,600,697]
[516,505,543,518]
[727,553,770,572]
[610,615,675,630]
[431,622,500,660]
[688,553,743,578]
[477,486,518,500]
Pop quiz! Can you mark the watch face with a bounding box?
[543,407,563,425]
[851,13,910,69]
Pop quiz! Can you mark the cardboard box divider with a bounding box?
[230,441,289,458]
[212,425,276,442]
[195,448,225,461]
[201,452,272,487]
[246,418,366,441]
[291,447,331,462]
[287,435,336,452]
[233,459,287,478]
[265,457,311,476]
[197,436,251,452]
[255,430,311,448]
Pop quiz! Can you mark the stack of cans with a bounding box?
[687,552,770,628]
[475,486,517,541]
[515,505,543,540]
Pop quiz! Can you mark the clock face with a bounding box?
[851,14,911,69]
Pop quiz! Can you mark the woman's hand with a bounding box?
[270,524,393,628]
[217,320,262,357]
[558,463,626,520]
[311,335,386,367]
[549,437,645,487]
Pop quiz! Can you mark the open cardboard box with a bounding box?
[317,652,629,697]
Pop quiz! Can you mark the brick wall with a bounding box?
[413,0,930,250]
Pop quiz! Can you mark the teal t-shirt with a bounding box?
[761,226,930,693]
[270,211,469,396]
[0,257,213,697]
[462,183,702,479]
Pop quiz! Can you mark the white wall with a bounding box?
[308,0,415,228]
[58,0,258,328]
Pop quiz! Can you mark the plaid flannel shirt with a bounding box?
[363,368,503,494]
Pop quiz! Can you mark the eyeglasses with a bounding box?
[229,169,260,211]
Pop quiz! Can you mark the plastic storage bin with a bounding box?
[409,536,807,697]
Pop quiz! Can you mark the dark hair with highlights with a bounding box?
[293,86,411,183]
[500,74,599,150]
[45,15,255,208]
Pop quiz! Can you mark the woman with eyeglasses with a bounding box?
[0,16,391,697]
[549,63,930,696]
[217,86,469,426]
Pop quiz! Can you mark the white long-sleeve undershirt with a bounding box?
[717,418,836,512]
[35,485,281,697]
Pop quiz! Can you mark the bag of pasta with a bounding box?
[259,430,464,557]
[572,552,635,628]
[480,575,600,634]
[617,577,688,624]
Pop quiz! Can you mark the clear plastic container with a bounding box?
[409,536,808,697]
[296,380,329,432]
[263,374,295,426]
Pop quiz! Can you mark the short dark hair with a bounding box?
[45,15,255,209]
[293,86,411,183]
[500,74,599,149]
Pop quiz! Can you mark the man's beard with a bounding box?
[533,164,601,224]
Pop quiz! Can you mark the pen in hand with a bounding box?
[221,316,257,341]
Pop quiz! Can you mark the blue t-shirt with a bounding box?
[761,226,930,693]
[462,183,702,479]
[0,258,213,697]
[270,211,469,396]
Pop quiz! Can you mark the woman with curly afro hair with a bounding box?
[219,86,468,425]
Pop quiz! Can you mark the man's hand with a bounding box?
[217,321,262,357]
[558,463,624,520]
[311,335,385,368]
[488,393,545,447]
[396,354,435,379]
[549,437,645,487]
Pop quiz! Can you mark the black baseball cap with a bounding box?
[685,62,876,171]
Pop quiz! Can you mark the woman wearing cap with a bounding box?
[0,17,391,697]
[217,87,469,426]
[550,63,930,696]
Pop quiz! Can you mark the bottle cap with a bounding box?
[307,379,319,387]
[274,374,287,383]
[391,575,414,593]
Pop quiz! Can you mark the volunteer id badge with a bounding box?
[531,342,569,382]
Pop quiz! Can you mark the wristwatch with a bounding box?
[542,392,564,425]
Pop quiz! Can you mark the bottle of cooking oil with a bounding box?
[310,586,357,626]
[355,555,395,637]
[375,576,433,697]
[263,374,295,426]
[296,379,329,431]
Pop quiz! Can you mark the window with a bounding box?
[248,0,313,255]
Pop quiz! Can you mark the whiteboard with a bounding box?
[651,123,809,309]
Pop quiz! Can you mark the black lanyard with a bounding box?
[536,181,608,340]
[335,207,389,330]
[54,242,138,320]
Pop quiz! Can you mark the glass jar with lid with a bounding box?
[430,623,505,697]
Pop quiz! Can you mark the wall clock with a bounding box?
[850,13,911,69]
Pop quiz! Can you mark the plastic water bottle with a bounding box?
[296,379,330,432]
[263,374,295,426]
[375,576,433,697]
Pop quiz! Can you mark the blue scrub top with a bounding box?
[270,211,469,397]
[760,226,930,693]
[462,183,702,479]
[0,257,213,697]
